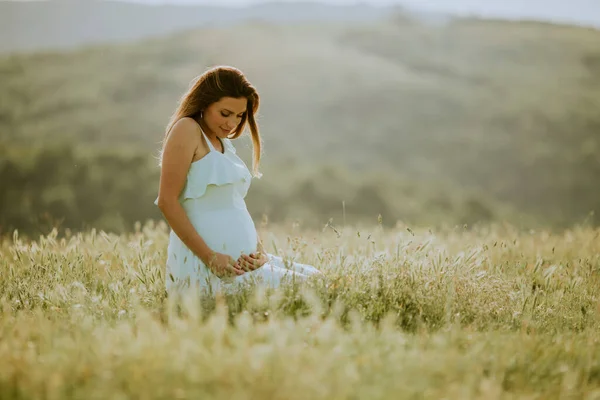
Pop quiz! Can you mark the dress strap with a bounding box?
[224,138,236,154]
[198,125,216,152]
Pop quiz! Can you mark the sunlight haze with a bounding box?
[122,0,600,27]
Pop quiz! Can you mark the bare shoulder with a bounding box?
[157,119,201,205]
[161,118,198,165]
[166,117,200,145]
[163,117,209,161]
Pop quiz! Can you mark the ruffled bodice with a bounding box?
[154,133,252,206]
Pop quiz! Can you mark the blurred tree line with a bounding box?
[0,143,160,236]
[1,17,599,236]
[0,142,514,237]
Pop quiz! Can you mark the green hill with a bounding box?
[1,15,599,234]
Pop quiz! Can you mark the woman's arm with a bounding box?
[157,118,242,276]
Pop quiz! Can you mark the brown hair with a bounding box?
[161,66,262,177]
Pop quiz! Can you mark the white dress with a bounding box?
[156,127,321,295]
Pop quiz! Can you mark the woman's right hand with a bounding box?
[204,251,245,279]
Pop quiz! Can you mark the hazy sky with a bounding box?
[7,0,599,27]
[121,0,600,27]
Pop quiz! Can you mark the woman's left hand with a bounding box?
[237,252,268,272]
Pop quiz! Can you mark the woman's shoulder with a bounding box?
[163,117,210,161]
[171,117,200,133]
[167,118,204,146]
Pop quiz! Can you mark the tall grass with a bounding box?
[1,221,599,398]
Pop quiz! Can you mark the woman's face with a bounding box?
[203,96,248,138]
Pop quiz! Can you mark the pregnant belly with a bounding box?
[189,207,258,259]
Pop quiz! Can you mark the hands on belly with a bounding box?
[236,252,268,273]
[206,248,267,279]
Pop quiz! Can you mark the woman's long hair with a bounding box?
[160,66,262,177]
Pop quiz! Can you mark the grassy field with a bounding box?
[1,221,599,398]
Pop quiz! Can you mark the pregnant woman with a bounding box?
[155,66,321,295]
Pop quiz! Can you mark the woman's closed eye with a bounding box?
[221,111,244,119]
